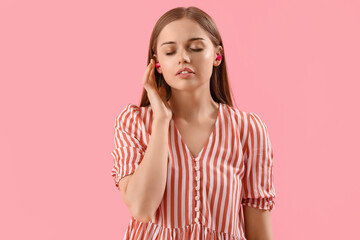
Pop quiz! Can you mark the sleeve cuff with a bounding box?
[242,197,275,211]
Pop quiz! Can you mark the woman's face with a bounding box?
[155,18,222,91]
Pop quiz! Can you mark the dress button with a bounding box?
[195,195,200,200]
[195,186,200,190]
[195,166,199,170]
[195,207,199,211]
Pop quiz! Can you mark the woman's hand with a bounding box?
[142,58,173,122]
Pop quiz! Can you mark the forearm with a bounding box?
[245,234,273,240]
[125,118,170,221]
[245,227,274,240]
[244,206,274,240]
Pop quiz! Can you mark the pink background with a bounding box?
[1,0,359,239]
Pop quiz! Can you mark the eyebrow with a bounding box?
[160,37,205,47]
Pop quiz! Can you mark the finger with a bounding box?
[144,59,154,76]
[143,66,151,86]
[143,60,155,85]
[150,67,157,84]
[145,76,156,92]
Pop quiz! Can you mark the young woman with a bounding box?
[111,6,276,240]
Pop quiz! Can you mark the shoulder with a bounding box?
[222,103,249,125]
[220,103,269,125]
[246,111,269,131]
[114,103,151,130]
[223,104,271,136]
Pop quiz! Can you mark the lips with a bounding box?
[176,67,195,75]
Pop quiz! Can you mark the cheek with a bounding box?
[203,50,213,59]
[198,53,215,78]
[160,61,174,75]
[198,51,214,68]
[197,51,214,70]
[159,62,178,82]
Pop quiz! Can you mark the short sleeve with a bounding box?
[241,112,276,211]
[111,104,146,190]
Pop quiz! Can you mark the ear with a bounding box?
[153,54,162,74]
[213,45,223,67]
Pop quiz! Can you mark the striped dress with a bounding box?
[111,103,276,240]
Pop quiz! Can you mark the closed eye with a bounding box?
[166,48,203,55]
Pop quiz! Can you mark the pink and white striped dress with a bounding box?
[111,102,276,240]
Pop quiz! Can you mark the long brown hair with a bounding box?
[139,6,236,108]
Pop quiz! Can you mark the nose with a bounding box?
[178,48,190,63]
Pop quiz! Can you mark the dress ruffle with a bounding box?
[123,217,245,240]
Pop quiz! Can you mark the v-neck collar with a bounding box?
[171,102,222,160]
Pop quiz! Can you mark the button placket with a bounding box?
[194,156,201,224]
